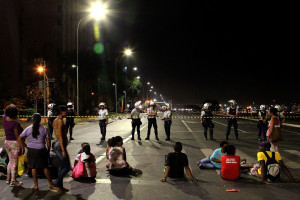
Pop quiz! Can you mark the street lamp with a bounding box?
[137,76,140,79]
[123,91,126,112]
[114,48,133,113]
[113,83,117,114]
[133,67,138,71]
[76,2,108,116]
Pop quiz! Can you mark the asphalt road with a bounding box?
[0,112,300,200]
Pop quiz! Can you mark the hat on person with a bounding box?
[135,101,141,107]
[259,141,271,148]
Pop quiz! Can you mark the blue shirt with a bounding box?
[210,148,226,169]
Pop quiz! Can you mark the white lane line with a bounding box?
[95,123,148,164]
[284,150,300,156]
[213,120,247,133]
[181,120,193,132]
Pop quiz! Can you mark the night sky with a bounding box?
[116,1,298,105]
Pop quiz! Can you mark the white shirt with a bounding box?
[131,108,140,119]
[99,109,108,120]
[47,110,53,117]
[163,110,172,120]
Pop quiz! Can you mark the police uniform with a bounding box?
[145,105,159,140]
[201,108,215,140]
[257,109,268,141]
[131,107,142,140]
[47,107,55,139]
[66,107,75,140]
[99,108,108,140]
[226,106,239,140]
[163,109,172,140]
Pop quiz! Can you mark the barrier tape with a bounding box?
[0,115,299,119]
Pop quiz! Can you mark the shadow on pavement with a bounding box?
[110,175,133,200]
[11,186,86,200]
[69,178,96,200]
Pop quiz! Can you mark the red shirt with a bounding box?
[221,155,240,180]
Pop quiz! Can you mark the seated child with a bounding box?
[73,143,97,180]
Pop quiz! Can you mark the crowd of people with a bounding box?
[0,99,299,196]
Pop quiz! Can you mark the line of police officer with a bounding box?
[48,99,285,143]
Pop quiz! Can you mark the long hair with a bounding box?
[32,113,41,139]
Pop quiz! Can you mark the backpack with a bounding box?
[0,148,9,175]
[263,151,280,181]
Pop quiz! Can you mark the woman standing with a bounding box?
[18,113,60,192]
[3,104,23,187]
[267,107,281,152]
[52,105,70,193]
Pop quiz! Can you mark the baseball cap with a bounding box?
[259,141,271,148]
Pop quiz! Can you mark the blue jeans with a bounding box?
[53,141,71,187]
[197,157,217,169]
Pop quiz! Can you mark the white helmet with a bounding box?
[150,101,155,106]
[275,105,283,112]
[203,103,212,109]
[228,100,237,106]
[135,101,141,108]
[260,105,266,110]
[99,102,105,107]
[67,102,73,106]
[48,103,55,109]
[165,103,170,108]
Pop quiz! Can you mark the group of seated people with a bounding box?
[72,139,299,184]
[195,141,300,183]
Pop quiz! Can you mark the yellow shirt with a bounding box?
[257,151,282,174]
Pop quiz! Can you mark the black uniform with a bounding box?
[257,110,268,141]
[226,107,238,140]
[131,108,141,140]
[145,107,159,140]
[66,108,75,140]
[201,108,215,140]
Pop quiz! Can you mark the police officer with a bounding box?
[131,101,142,140]
[201,103,215,140]
[162,103,172,141]
[275,104,285,126]
[257,104,268,141]
[66,102,75,141]
[47,103,56,140]
[226,100,239,140]
[145,101,159,140]
[98,102,109,141]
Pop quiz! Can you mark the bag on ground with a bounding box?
[72,154,84,179]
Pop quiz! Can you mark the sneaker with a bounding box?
[156,137,159,141]
[70,137,75,140]
[131,137,134,140]
[6,180,10,185]
[138,137,141,141]
[10,181,23,187]
[145,137,150,140]
[165,138,170,141]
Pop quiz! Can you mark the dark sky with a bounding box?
[117,1,299,105]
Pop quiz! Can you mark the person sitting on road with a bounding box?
[243,141,300,184]
[197,141,228,169]
[108,136,142,176]
[73,143,97,181]
[221,145,240,181]
[105,138,114,169]
[160,142,198,182]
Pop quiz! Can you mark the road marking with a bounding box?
[213,120,247,133]
[284,150,300,156]
[181,120,193,132]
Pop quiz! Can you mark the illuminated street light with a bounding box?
[137,76,140,79]
[133,67,138,71]
[88,2,108,20]
[124,49,133,56]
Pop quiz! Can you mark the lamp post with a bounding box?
[113,83,117,114]
[123,91,126,112]
[146,82,150,100]
[76,2,108,116]
[114,48,133,114]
